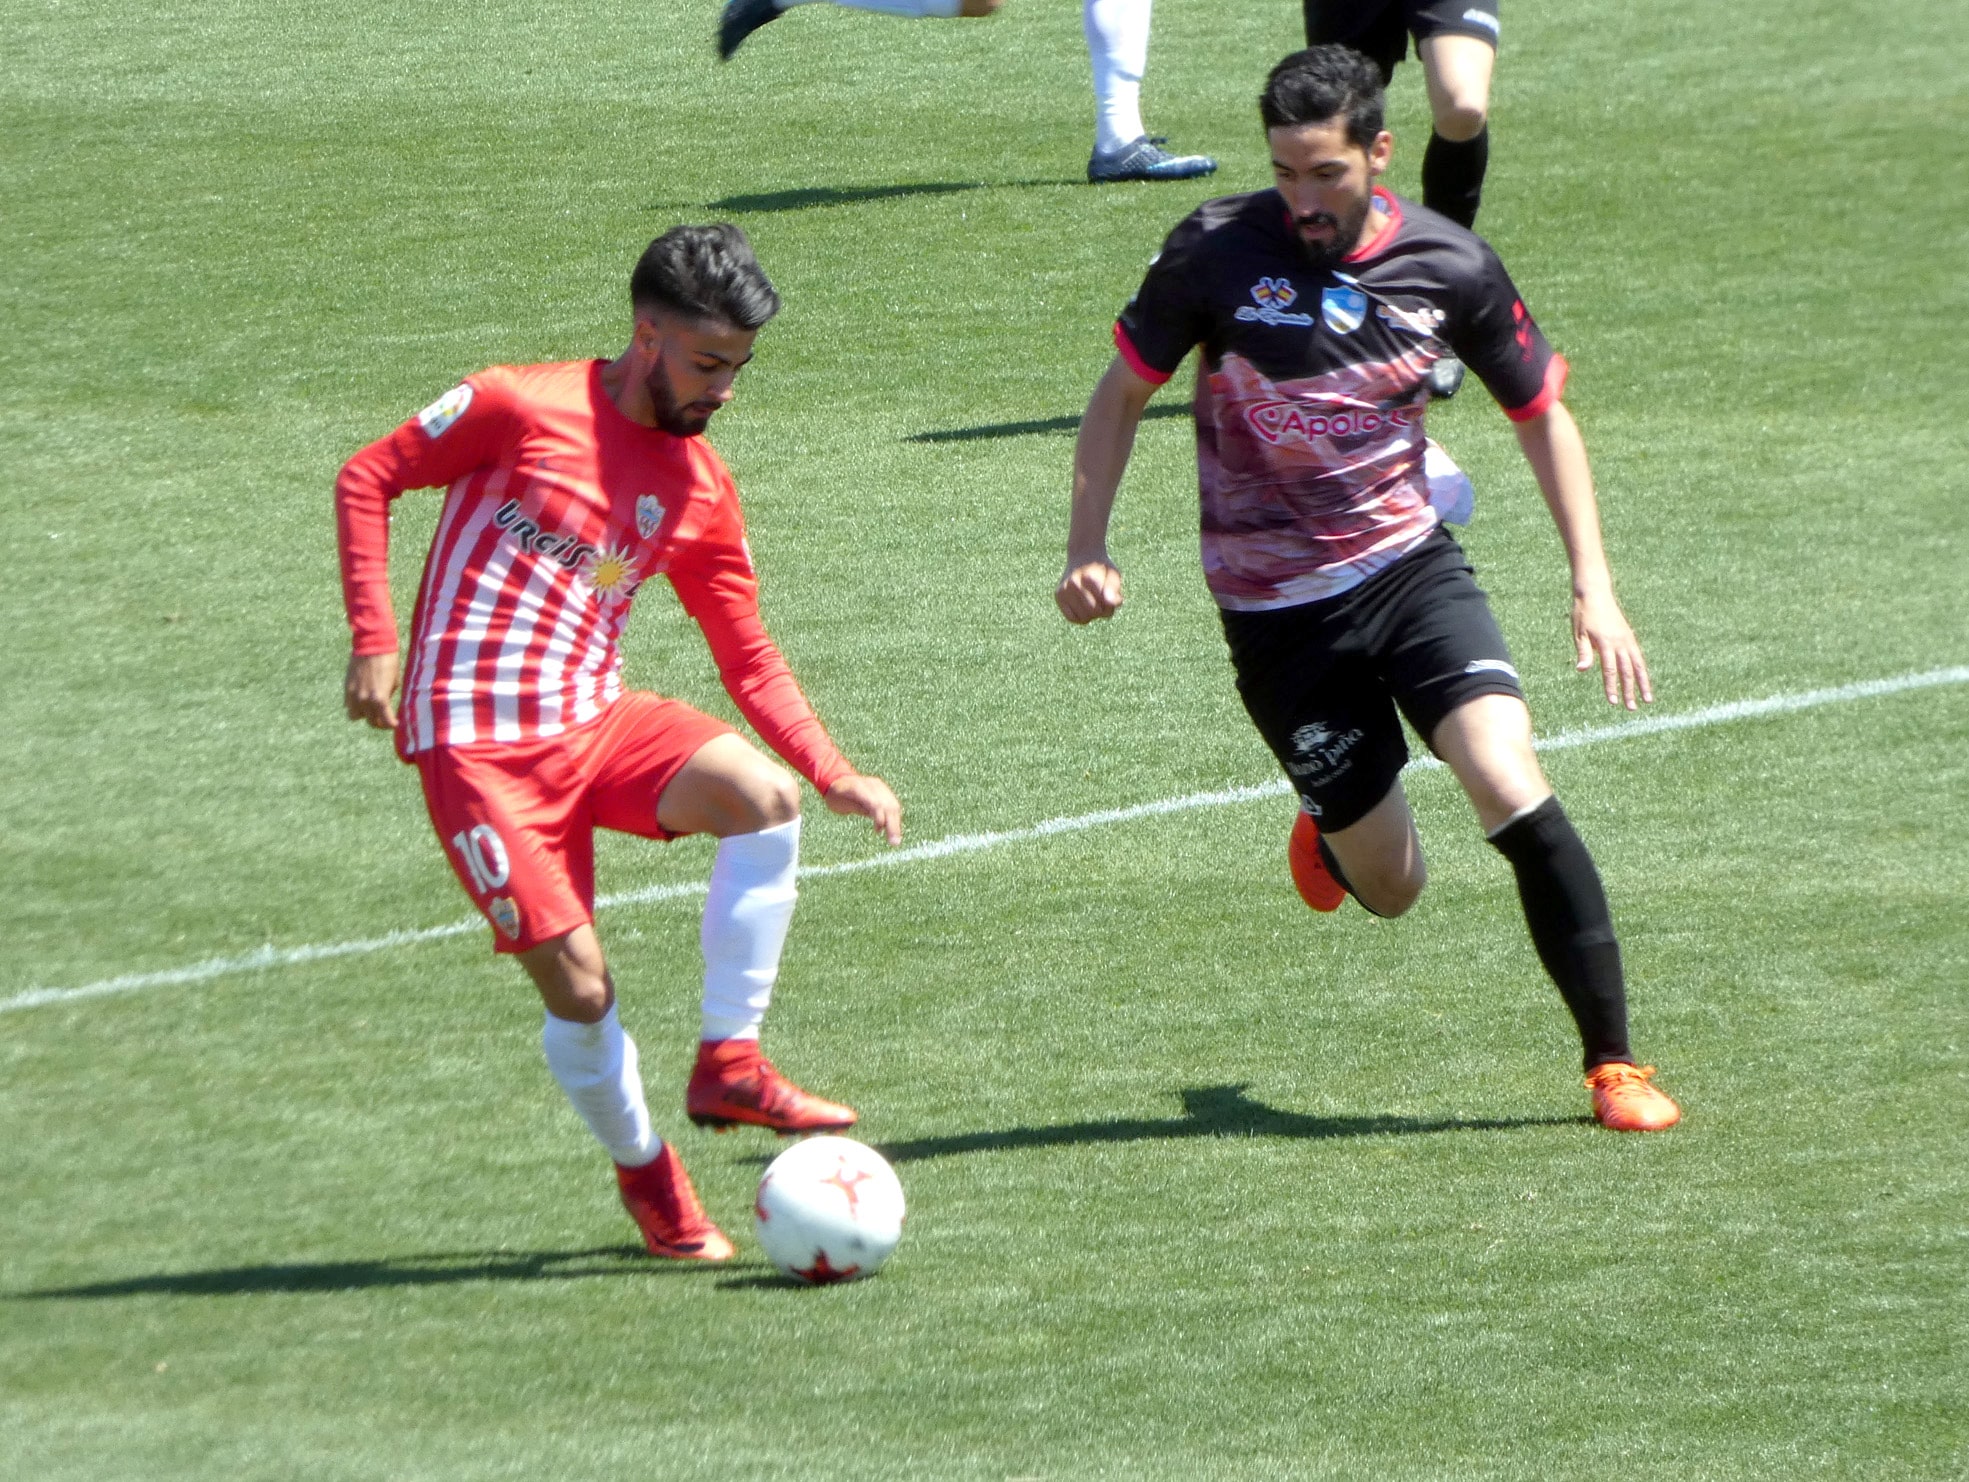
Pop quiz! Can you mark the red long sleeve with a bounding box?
[334,376,516,654]
[666,495,854,795]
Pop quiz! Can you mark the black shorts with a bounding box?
[1303,0,1500,81]
[1219,529,1523,831]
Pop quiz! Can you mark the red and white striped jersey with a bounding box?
[335,359,852,790]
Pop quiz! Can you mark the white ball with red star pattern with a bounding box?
[754,1135,905,1284]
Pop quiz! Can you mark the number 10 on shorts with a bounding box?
[451,824,511,895]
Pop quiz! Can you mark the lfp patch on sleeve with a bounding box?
[416,383,474,438]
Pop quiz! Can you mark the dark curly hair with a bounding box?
[1259,46,1386,150]
[629,223,781,330]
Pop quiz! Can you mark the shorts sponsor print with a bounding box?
[1221,530,1524,831]
[417,691,732,954]
[1284,720,1372,796]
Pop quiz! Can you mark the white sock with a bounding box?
[700,818,801,1043]
[1084,0,1152,155]
[541,1005,662,1168]
[778,0,963,15]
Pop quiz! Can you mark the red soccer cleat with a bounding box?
[1288,809,1346,912]
[614,1143,735,1261]
[686,1038,858,1135]
[1585,1062,1682,1132]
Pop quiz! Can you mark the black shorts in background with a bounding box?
[1220,528,1523,831]
[1302,0,1501,81]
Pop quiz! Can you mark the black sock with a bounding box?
[1421,127,1488,229]
[1487,796,1632,1070]
[1315,833,1401,919]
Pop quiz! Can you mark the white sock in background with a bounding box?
[700,818,801,1043]
[540,1004,661,1168]
[1084,0,1153,155]
[778,0,964,16]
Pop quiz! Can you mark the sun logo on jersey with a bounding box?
[581,543,642,604]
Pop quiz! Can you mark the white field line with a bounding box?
[6,665,1964,1017]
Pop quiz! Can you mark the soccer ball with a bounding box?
[753,1136,905,1284]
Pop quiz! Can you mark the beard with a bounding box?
[1292,194,1375,271]
[643,358,719,437]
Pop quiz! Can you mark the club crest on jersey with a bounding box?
[487,896,521,940]
[1321,285,1368,335]
[416,384,474,438]
[1235,276,1315,328]
[634,494,667,541]
[581,543,642,604]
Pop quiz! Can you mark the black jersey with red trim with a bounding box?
[1114,186,1567,611]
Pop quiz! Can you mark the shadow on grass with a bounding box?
[714,1272,818,1292]
[875,1083,1590,1164]
[17,1092,1586,1299]
[12,1244,711,1300]
[695,178,1078,214]
[905,401,1192,444]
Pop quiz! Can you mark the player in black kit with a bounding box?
[1055,45,1680,1132]
[1303,0,1499,227]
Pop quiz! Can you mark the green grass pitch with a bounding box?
[3,0,1966,1476]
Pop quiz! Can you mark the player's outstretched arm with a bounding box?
[824,774,903,847]
[1057,356,1158,624]
[344,650,401,730]
[336,444,411,733]
[1512,401,1654,710]
[335,376,512,733]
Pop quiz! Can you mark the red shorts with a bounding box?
[416,692,733,954]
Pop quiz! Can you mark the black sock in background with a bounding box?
[1422,127,1489,229]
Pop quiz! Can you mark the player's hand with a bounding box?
[825,774,903,846]
[1056,560,1125,624]
[345,649,401,730]
[1572,591,1653,710]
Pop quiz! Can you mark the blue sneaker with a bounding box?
[718,0,782,59]
[1087,136,1217,184]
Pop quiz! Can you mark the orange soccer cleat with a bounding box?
[615,1143,735,1261]
[686,1038,858,1135]
[1585,1062,1682,1132]
[1288,809,1347,913]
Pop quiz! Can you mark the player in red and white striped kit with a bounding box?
[336,225,902,1261]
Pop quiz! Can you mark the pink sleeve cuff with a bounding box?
[1112,322,1174,387]
[1504,354,1569,423]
